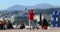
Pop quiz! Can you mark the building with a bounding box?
[50,11,60,27]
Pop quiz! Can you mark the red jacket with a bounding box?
[28,11,34,20]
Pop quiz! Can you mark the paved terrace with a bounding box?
[0,27,60,32]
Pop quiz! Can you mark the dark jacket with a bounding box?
[42,19,49,27]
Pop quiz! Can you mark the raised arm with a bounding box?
[25,8,30,13]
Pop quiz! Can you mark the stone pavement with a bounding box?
[0,28,60,32]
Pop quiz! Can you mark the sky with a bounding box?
[0,0,60,10]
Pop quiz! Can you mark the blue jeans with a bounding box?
[29,20,35,29]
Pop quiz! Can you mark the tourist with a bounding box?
[20,23,25,29]
[0,21,5,30]
[7,20,13,29]
[26,9,35,30]
[42,19,49,30]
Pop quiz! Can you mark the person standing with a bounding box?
[27,9,35,30]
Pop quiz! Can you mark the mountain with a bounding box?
[5,3,59,10]
[6,5,28,10]
[30,3,58,9]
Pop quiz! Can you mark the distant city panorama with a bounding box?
[0,4,60,27]
[0,0,60,31]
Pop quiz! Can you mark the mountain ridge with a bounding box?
[4,3,60,10]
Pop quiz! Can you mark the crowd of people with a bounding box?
[0,9,49,30]
[0,20,13,30]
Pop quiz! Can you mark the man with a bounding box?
[27,9,35,30]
